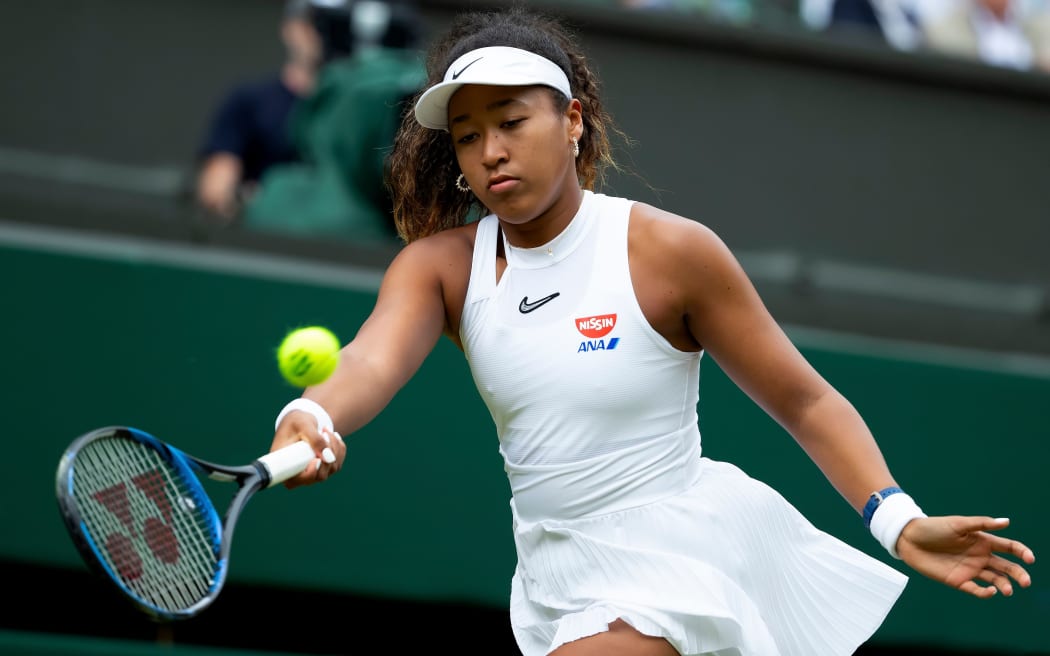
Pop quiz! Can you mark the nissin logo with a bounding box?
[576,314,616,338]
[575,313,619,352]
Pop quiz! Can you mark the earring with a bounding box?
[571,137,580,158]
[455,173,471,192]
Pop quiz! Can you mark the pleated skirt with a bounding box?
[508,457,908,656]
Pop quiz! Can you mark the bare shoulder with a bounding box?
[386,222,477,283]
[627,202,746,351]
[381,222,479,341]
[628,202,736,276]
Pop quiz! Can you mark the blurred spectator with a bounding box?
[242,0,425,242]
[920,0,1050,72]
[580,0,761,24]
[620,0,679,8]
[812,0,940,50]
[194,0,330,223]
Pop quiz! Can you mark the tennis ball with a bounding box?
[276,326,341,388]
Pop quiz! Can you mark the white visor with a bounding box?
[414,46,572,131]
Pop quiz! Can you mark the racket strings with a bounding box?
[72,435,224,613]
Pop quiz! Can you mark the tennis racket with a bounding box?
[55,425,316,622]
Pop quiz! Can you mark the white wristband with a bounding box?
[275,398,335,434]
[869,492,927,559]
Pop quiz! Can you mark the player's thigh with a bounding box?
[549,619,679,656]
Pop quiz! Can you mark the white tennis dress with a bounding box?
[459,190,908,656]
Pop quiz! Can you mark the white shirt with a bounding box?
[971,2,1034,68]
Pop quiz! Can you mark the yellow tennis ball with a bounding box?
[276,326,341,387]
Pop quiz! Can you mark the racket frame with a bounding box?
[55,425,313,621]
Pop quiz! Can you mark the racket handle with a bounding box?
[257,441,316,487]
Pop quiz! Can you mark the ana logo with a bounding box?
[576,314,616,338]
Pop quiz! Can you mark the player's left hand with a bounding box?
[897,516,1035,598]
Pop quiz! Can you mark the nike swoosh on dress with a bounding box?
[519,293,561,314]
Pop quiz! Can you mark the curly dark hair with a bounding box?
[385,5,629,243]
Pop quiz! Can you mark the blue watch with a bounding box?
[863,486,903,528]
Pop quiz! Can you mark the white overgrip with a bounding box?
[257,441,316,487]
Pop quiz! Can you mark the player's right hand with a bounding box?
[272,410,347,489]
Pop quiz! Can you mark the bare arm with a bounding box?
[632,204,1034,597]
[269,235,452,487]
[196,153,243,222]
[635,206,892,512]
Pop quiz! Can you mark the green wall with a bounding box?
[1,230,1046,653]
[2,0,1049,290]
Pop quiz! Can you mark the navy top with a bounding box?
[198,74,301,183]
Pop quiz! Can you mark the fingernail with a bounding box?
[314,459,322,473]
[320,429,331,445]
[333,431,344,443]
[322,447,336,464]
[995,517,1010,523]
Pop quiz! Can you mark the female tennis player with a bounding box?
[270,6,1035,655]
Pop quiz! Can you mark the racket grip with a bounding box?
[258,441,316,487]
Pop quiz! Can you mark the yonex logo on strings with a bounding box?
[92,471,183,581]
